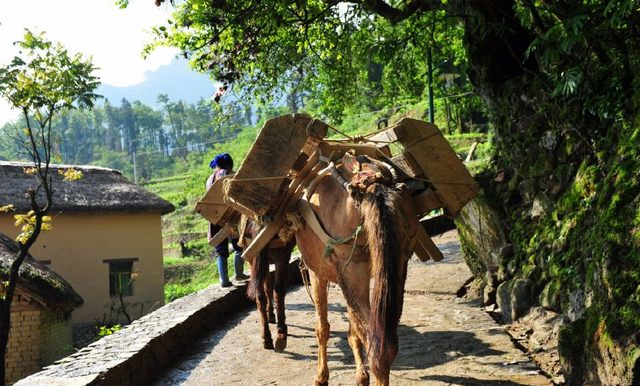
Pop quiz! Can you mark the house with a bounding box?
[0,232,83,384]
[0,161,174,325]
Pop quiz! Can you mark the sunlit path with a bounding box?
[151,231,552,386]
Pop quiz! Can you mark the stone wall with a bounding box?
[15,260,302,386]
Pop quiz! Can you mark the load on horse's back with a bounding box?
[195,114,478,386]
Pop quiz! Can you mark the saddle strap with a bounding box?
[296,197,333,246]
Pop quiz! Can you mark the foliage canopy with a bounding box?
[148,0,476,121]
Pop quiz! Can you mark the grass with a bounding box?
[164,255,201,266]
[163,256,246,302]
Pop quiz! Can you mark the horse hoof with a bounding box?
[314,381,328,386]
[356,371,370,386]
[264,339,274,350]
[275,333,287,352]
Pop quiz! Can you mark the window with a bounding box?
[106,259,136,297]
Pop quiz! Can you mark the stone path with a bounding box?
[151,231,553,386]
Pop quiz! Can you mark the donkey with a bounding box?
[241,218,296,352]
[295,154,417,386]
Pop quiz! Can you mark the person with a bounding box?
[206,152,249,287]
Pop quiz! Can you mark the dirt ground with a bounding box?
[150,230,554,386]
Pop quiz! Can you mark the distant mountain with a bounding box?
[96,58,216,106]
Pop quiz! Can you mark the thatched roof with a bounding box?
[0,233,83,310]
[0,161,174,215]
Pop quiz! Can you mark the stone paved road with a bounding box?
[151,231,553,386]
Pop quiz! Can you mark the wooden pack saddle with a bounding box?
[195,113,478,263]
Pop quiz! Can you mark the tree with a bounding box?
[0,30,98,385]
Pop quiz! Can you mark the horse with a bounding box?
[294,154,418,386]
[240,217,296,352]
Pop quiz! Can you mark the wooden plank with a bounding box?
[209,223,231,247]
[319,142,386,161]
[465,141,479,163]
[414,221,444,262]
[365,125,405,145]
[297,197,333,245]
[413,241,431,262]
[412,188,443,215]
[392,151,424,178]
[195,175,233,224]
[396,118,478,218]
[226,114,328,219]
[241,219,284,263]
[195,203,230,226]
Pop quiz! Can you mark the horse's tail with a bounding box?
[247,251,268,301]
[361,183,409,377]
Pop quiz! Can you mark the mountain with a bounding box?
[96,58,215,106]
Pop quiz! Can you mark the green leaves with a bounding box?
[0,29,100,118]
[146,1,473,122]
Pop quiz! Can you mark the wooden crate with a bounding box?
[369,118,478,218]
[225,113,327,220]
[194,175,232,225]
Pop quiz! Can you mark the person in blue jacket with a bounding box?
[206,153,249,287]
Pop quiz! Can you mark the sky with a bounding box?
[0,0,179,125]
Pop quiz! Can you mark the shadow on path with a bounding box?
[421,375,530,386]
[395,328,506,369]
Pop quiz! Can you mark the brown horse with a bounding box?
[295,155,417,386]
[242,218,296,352]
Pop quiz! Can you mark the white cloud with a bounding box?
[0,0,179,125]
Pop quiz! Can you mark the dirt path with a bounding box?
[151,231,553,386]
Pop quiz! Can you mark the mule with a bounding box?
[242,218,296,352]
[295,155,417,386]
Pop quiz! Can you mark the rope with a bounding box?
[228,175,290,182]
[323,224,362,257]
[412,177,478,186]
[326,124,355,141]
[340,225,363,275]
[299,259,315,306]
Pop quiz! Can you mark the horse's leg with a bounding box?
[273,253,290,351]
[311,272,330,386]
[257,280,274,349]
[340,264,372,386]
[266,272,276,324]
[347,310,370,386]
[250,251,274,350]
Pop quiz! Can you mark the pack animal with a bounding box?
[241,218,296,352]
[294,155,417,386]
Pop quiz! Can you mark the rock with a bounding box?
[511,279,533,321]
[496,280,514,323]
[539,281,561,312]
[497,262,509,282]
[455,195,509,278]
[590,323,640,386]
[505,307,565,383]
[496,278,533,323]
[483,271,497,305]
[540,131,557,150]
[567,289,585,322]
[499,244,514,259]
[530,197,546,220]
